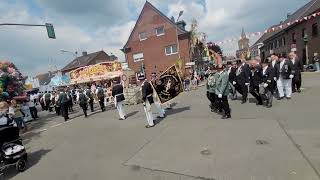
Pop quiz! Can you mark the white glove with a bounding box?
[143,102,146,106]
[273,77,277,81]
[245,83,249,86]
[289,75,294,79]
[218,94,222,98]
[232,81,236,85]
[263,83,268,88]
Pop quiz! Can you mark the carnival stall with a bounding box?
[69,62,123,85]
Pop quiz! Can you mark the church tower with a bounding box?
[238,28,249,50]
[236,28,250,59]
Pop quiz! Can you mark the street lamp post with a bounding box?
[60,50,80,66]
[303,34,309,65]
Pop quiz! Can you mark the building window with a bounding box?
[133,52,144,62]
[292,32,296,44]
[156,26,165,36]
[282,37,286,46]
[139,32,147,41]
[302,28,306,38]
[165,44,178,55]
[312,23,318,37]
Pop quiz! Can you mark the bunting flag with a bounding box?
[211,11,320,45]
[151,65,183,104]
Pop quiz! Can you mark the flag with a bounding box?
[151,65,183,104]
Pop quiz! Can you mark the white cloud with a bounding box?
[0,0,311,76]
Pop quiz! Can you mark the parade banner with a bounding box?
[69,62,122,84]
[151,65,183,104]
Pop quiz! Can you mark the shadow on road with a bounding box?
[126,111,139,118]
[166,106,190,116]
[155,106,191,125]
[1,149,51,180]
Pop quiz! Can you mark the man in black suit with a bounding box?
[140,75,156,128]
[249,59,263,105]
[112,79,126,120]
[234,59,251,104]
[275,54,294,99]
[289,52,303,93]
[58,88,70,121]
[227,63,237,100]
[261,62,275,108]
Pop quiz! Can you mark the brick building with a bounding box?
[121,1,191,79]
[61,51,117,74]
[255,0,320,64]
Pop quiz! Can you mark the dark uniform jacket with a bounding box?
[58,92,69,105]
[291,57,304,76]
[275,59,294,79]
[236,63,250,85]
[78,93,88,105]
[112,84,125,102]
[228,67,237,83]
[141,81,154,104]
[261,67,275,91]
[250,64,262,87]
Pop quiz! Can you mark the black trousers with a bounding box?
[235,83,248,102]
[68,101,73,112]
[61,104,69,121]
[89,98,94,112]
[55,106,61,116]
[207,92,217,110]
[250,85,262,104]
[261,89,273,106]
[217,96,231,115]
[99,97,105,111]
[292,73,302,91]
[45,100,51,111]
[80,103,88,117]
[29,106,38,119]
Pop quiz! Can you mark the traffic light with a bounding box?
[45,23,56,39]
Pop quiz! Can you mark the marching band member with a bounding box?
[275,54,294,100]
[289,52,303,93]
[140,75,156,128]
[261,62,275,108]
[206,65,220,112]
[112,79,126,120]
[215,65,231,119]
[234,59,250,104]
[249,60,263,105]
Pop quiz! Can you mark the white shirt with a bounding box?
[280,60,285,72]
[272,60,276,68]
[228,67,231,75]
[263,66,268,75]
[27,100,35,107]
[291,58,295,65]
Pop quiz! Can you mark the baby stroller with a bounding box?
[0,126,28,174]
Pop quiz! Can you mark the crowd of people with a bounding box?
[206,51,304,119]
[0,74,175,133]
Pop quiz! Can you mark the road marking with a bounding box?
[39,129,47,132]
[51,123,63,128]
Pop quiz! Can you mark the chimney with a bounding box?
[82,51,88,56]
[176,20,186,30]
[287,13,291,18]
[171,16,175,22]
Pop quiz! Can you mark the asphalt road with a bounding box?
[2,72,320,180]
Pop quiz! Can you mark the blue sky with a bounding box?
[0,0,310,76]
